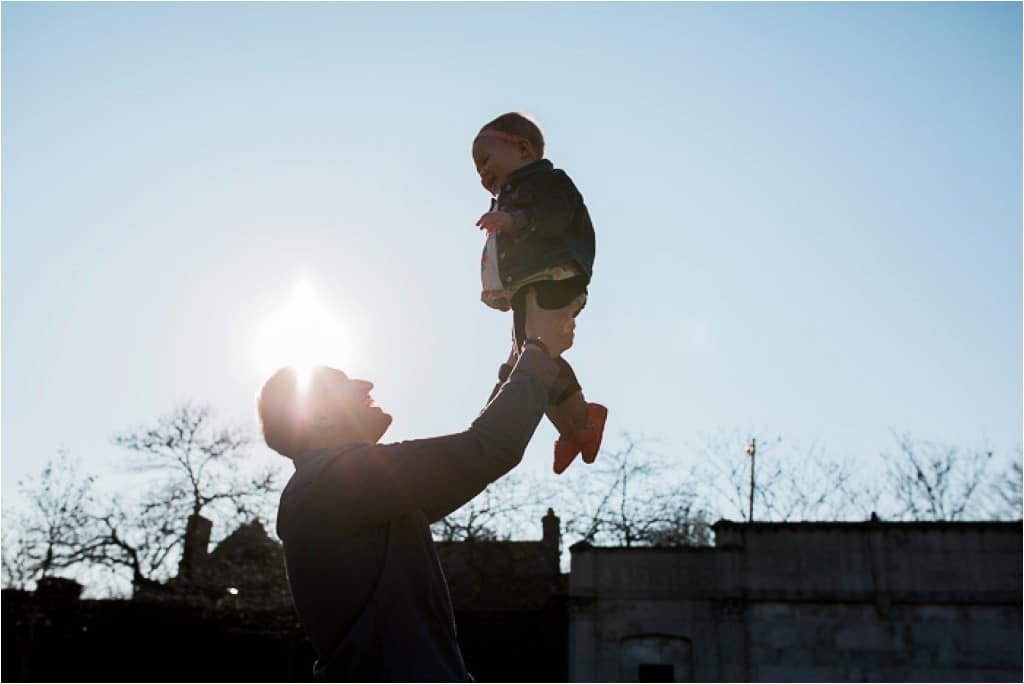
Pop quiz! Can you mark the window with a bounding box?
[637,663,675,682]
[620,635,692,682]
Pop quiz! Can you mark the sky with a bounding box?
[2,2,1021,532]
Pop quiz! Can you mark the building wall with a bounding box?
[435,510,568,681]
[747,601,1020,682]
[569,522,1022,683]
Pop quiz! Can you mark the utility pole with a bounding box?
[746,437,756,522]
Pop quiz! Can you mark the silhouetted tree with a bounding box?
[3,405,278,594]
[883,432,996,521]
[431,473,556,542]
[79,491,193,589]
[694,431,871,522]
[114,403,274,521]
[988,453,1023,520]
[109,403,277,582]
[431,435,711,550]
[1,450,97,589]
[564,435,712,548]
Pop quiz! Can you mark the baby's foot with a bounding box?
[578,403,608,464]
[551,403,608,473]
[553,437,581,475]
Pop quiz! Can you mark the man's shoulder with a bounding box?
[277,444,374,539]
[282,445,367,497]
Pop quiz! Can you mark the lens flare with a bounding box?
[253,276,351,390]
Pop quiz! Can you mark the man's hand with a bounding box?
[522,288,583,358]
[476,211,517,234]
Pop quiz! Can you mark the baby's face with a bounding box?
[472,136,532,197]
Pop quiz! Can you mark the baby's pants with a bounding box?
[489,276,588,407]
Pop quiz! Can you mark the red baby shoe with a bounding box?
[552,403,608,474]
[579,403,608,464]
[553,437,581,475]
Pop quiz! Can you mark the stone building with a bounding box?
[435,508,565,612]
[435,508,569,681]
[121,509,570,681]
[569,520,1022,682]
[8,514,1021,681]
[136,513,293,611]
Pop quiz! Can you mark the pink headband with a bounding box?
[475,129,538,158]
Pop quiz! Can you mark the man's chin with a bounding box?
[373,413,393,442]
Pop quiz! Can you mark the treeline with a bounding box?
[3,404,1021,595]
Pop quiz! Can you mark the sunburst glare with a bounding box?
[253,276,352,390]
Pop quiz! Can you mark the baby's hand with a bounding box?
[476,211,516,234]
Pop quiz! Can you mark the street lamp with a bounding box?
[746,437,756,522]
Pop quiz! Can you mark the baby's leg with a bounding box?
[549,354,607,466]
[511,279,591,451]
[547,391,588,435]
[546,359,588,435]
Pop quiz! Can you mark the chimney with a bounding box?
[179,514,212,582]
[542,508,561,559]
[35,577,83,616]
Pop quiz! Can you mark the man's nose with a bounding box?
[351,380,374,393]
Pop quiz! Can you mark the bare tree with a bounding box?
[4,405,279,595]
[882,432,996,521]
[694,431,872,522]
[74,489,194,588]
[1,450,98,589]
[563,435,711,548]
[432,435,712,550]
[1,532,36,590]
[988,453,1023,520]
[114,403,274,520]
[431,473,557,542]
[641,504,714,548]
[762,445,873,522]
[696,432,778,522]
[111,403,278,582]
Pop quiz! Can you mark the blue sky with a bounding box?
[3,2,1021,524]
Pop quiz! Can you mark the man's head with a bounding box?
[256,366,393,459]
[472,112,545,196]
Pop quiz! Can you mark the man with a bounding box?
[256,289,581,681]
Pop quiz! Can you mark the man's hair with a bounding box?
[479,112,545,158]
[256,367,307,458]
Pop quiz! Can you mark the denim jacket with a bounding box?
[490,159,596,289]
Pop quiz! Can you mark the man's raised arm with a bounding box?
[309,291,577,531]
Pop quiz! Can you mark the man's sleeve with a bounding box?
[312,348,559,532]
[484,358,515,407]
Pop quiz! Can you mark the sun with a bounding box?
[253,276,353,390]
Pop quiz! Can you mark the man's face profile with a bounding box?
[307,368,393,445]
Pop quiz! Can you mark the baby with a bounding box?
[473,112,607,475]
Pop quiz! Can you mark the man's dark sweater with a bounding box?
[276,348,559,681]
